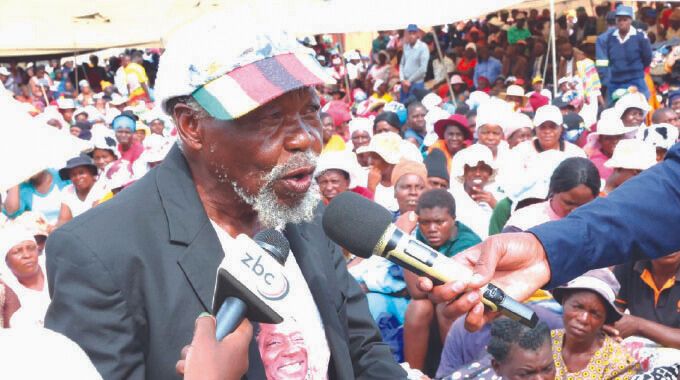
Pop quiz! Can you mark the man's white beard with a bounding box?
[231,151,320,229]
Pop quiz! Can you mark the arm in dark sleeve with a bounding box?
[44,228,146,379]
[640,34,652,67]
[530,143,680,288]
[330,241,407,379]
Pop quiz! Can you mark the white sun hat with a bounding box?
[639,123,680,150]
[314,150,362,187]
[356,131,403,164]
[614,92,651,117]
[451,144,498,182]
[592,116,638,137]
[604,139,657,170]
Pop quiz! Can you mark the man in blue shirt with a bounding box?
[473,46,502,89]
[417,141,680,331]
[400,24,430,102]
[597,5,652,102]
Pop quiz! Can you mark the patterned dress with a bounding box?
[551,329,640,379]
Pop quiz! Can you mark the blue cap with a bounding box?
[615,5,634,18]
[111,114,137,132]
[667,90,680,104]
[406,24,419,32]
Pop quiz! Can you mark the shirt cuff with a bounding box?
[528,219,587,289]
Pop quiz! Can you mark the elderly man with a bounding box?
[44,17,405,380]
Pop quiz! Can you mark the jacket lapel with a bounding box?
[285,223,353,380]
[156,146,222,311]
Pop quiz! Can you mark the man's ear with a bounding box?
[173,103,203,151]
[491,358,501,375]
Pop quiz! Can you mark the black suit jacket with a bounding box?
[45,146,405,379]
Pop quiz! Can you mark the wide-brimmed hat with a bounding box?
[0,67,10,76]
[314,150,362,187]
[604,139,657,170]
[356,131,403,165]
[552,269,623,325]
[57,98,76,110]
[640,123,680,150]
[59,154,98,180]
[591,117,638,138]
[488,17,504,27]
[434,114,472,141]
[615,92,650,117]
[452,144,498,182]
[154,10,334,121]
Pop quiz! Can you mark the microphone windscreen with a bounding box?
[254,229,290,265]
[322,192,393,258]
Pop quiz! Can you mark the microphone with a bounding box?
[322,192,538,328]
[213,229,290,340]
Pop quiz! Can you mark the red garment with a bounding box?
[350,186,374,201]
[457,58,477,88]
[118,141,144,163]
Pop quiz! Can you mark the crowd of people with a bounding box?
[1,1,680,379]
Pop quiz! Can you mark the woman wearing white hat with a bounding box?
[0,225,50,327]
[587,116,638,180]
[615,92,650,130]
[449,144,500,239]
[602,139,657,195]
[313,150,372,205]
[639,123,680,162]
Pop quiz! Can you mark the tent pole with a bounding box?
[550,0,558,98]
[431,28,456,108]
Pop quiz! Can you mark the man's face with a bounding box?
[6,240,40,279]
[427,177,449,190]
[558,43,573,60]
[616,16,632,34]
[406,30,419,44]
[517,19,526,28]
[195,87,322,228]
[408,106,427,132]
[657,109,680,129]
[116,128,133,145]
[317,169,350,203]
[418,206,456,249]
[492,341,556,380]
[321,115,335,143]
[257,323,309,380]
[394,174,426,213]
[478,47,489,60]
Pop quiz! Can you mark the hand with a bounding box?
[601,325,623,342]
[402,80,411,91]
[395,211,418,234]
[612,314,640,339]
[176,314,252,380]
[367,165,382,192]
[470,191,497,208]
[416,233,551,331]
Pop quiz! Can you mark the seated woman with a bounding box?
[89,133,120,173]
[428,114,472,169]
[313,150,373,205]
[503,157,600,232]
[586,116,636,180]
[614,92,649,130]
[56,154,101,226]
[403,189,481,373]
[449,144,500,239]
[346,160,427,362]
[507,105,586,176]
[356,132,403,212]
[551,269,640,379]
[0,225,50,327]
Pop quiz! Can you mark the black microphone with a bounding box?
[322,192,538,328]
[213,229,290,340]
